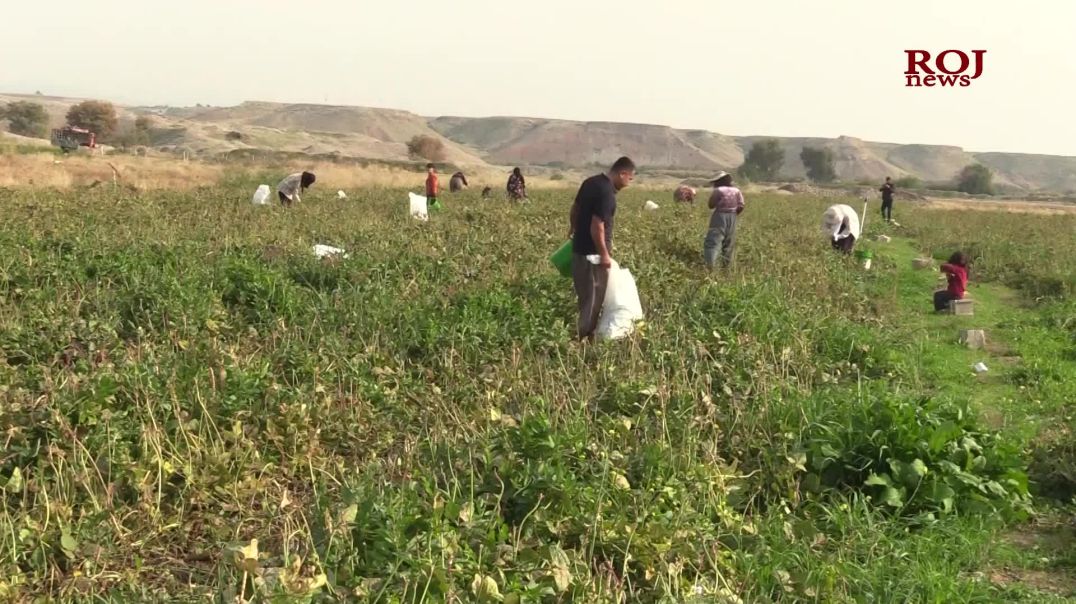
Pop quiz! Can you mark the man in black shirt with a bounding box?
[567,156,636,339]
[879,177,895,222]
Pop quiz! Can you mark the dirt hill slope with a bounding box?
[5,93,1075,193]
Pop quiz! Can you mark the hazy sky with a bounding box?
[3,0,1075,155]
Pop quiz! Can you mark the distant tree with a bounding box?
[739,139,784,181]
[894,175,922,189]
[1,101,49,137]
[66,100,118,141]
[956,164,994,195]
[407,135,446,162]
[799,146,837,183]
[115,114,157,151]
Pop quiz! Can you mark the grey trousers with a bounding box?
[704,213,738,268]
[571,254,609,338]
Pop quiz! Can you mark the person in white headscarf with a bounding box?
[821,204,861,254]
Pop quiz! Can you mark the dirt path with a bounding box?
[880,235,1076,600]
[921,197,1076,215]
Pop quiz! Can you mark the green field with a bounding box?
[1,181,1074,602]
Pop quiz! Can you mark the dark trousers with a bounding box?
[572,254,609,338]
[882,200,893,221]
[278,191,291,207]
[831,235,856,254]
[934,290,959,311]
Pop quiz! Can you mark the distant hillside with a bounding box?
[4,93,1076,193]
[434,115,1069,192]
[152,101,487,165]
[429,117,744,170]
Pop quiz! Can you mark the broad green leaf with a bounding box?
[929,422,961,453]
[548,544,570,568]
[864,473,891,487]
[909,459,929,478]
[60,532,78,556]
[339,504,358,526]
[5,467,22,494]
[471,574,502,602]
[881,487,904,508]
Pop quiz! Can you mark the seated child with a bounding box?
[934,251,969,311]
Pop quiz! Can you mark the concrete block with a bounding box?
[948,299,974,316]
[959,329,987,349]
[913,258,933,269]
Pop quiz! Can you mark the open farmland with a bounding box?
[0,181,1074,602]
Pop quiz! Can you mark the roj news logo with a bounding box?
[904,50,986,87]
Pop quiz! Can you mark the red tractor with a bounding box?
[51,126,97,152]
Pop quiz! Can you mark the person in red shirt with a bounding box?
[934,251,969,311]
[425,163,440,209]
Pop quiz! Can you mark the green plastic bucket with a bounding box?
[854,249,873,260]
[550,240,573,277]
[428,199,443,212]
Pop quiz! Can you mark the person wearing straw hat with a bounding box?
[703,171,745,269]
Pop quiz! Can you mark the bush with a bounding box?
[66,100,118,141]
[112,116,154,151]
[1,101,49,138]
[801,392,1030,521]
[800,146,837,183]
[407,135,446,162]
[739,139,784,181]
[894,176,922,189]
[1029,435,1076,501]
[956,164,993,195]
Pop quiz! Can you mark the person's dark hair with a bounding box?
[512,167,522,177]
[610,156,636,173]
[948,251,968,267]
[300,171,316,190]
[427,163,435,170]
[885,176,892,182]
[715,174,733,187]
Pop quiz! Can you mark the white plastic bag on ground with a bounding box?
[644,200,659,211]
[252,184,271,205]
[409,192,429,221]
[313,244,349,259]
[822,204,862,241]
[597,260,644,340]
[337,190,348,199]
